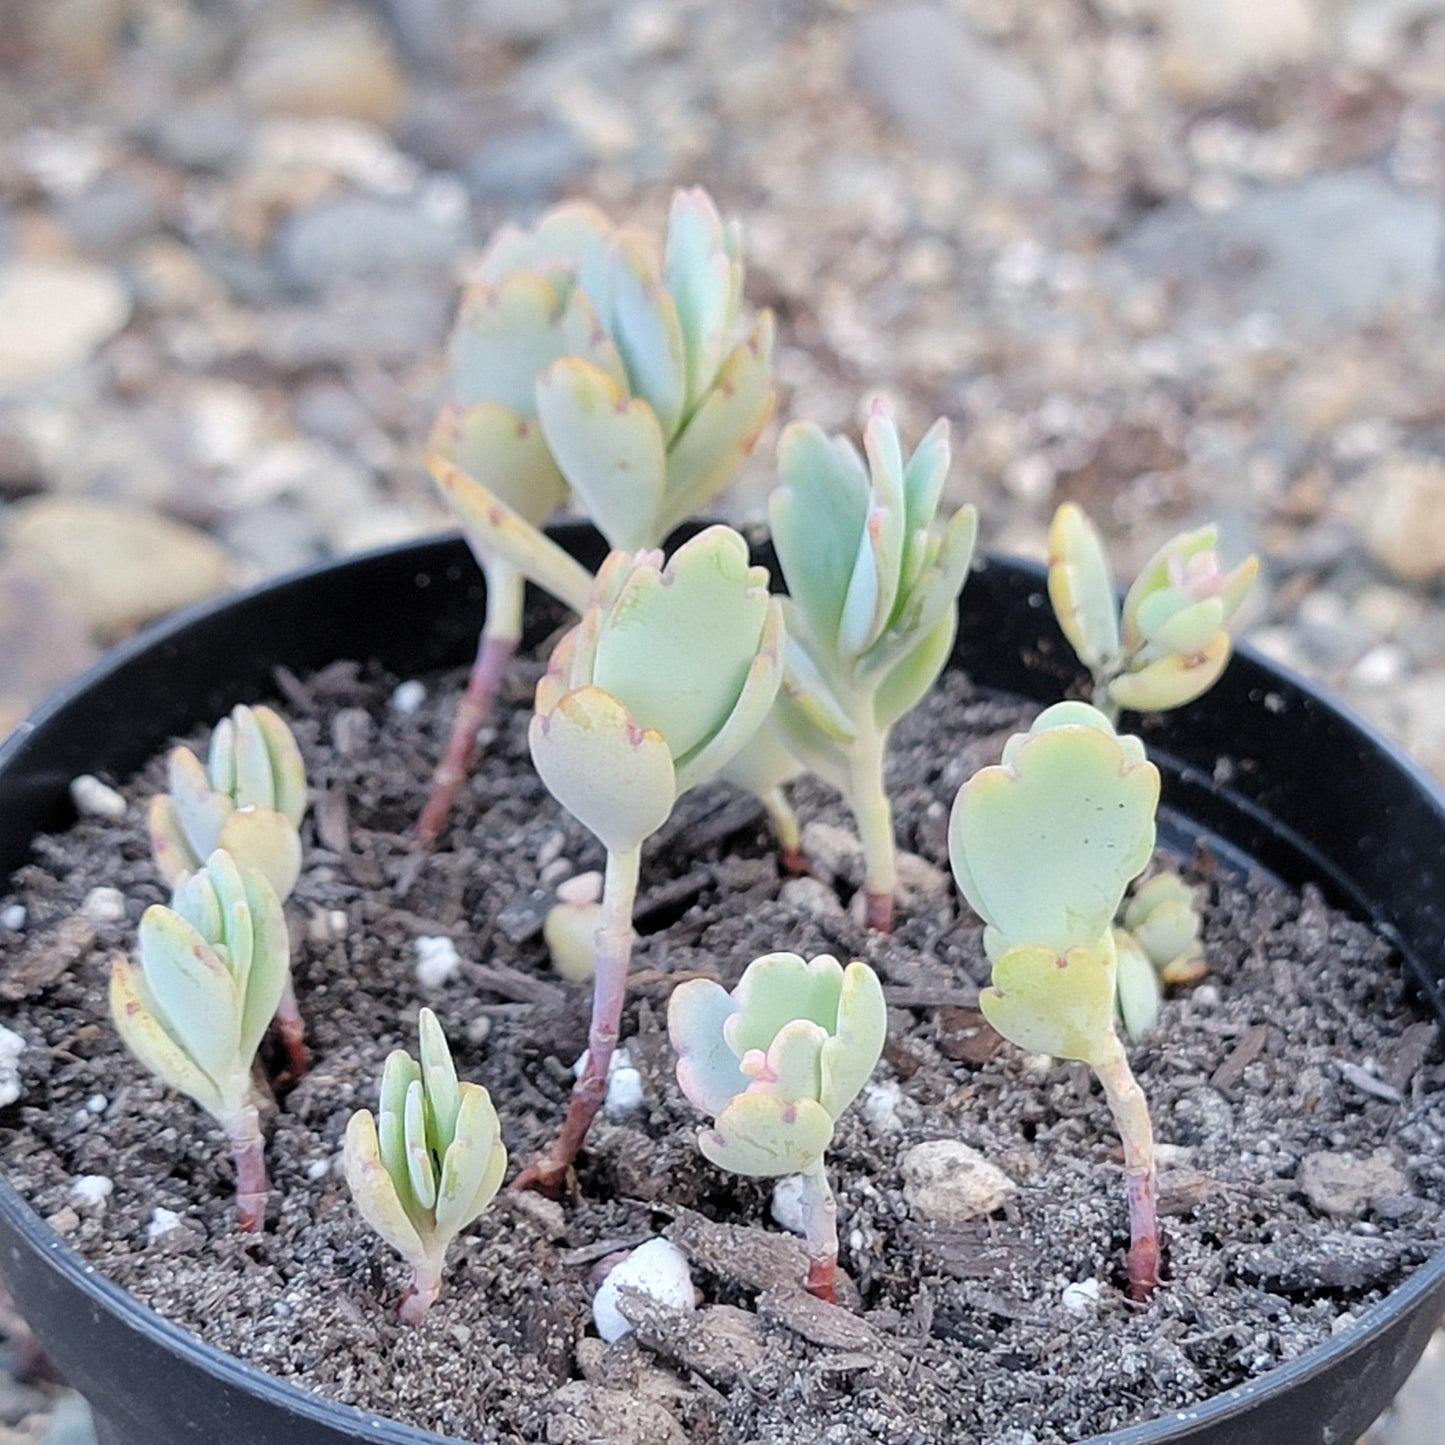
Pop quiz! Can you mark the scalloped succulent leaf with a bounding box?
[1108,631,1231,713]
[1120,525,1219,653]
[725,953,844,1058]
[699,1092,835,1178]
[1047,502,1120,671]
[1114,928,1163,1040]
[818,960,887,1119]
[217,807,301,904]
[605,234,688,439]
[535,358,668,552]
[449,273,570,416]
[949,718,1159,953]
[669,978,751,1118]
[432,401,568,529]
[529,686,677,854]
[980,939,1119,1067]
[666,188,736,407]
[872,605,957,732]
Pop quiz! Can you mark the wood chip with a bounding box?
[665,1207,808,1293]
[757,1287,887,1352]
[471,962,564,1011]
[1158,1167,1213,1217]
[936,1007,1005,1064]
[1382,1020,1437,1093]
[1208,1022,1269,1091]
[883,984,982,1009]
[0,914,95,1000]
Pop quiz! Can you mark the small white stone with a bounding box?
[71,1175,113,1208]
[1,904,26,930]
[414,935,461,990]
[85,1093,107,1115]
[604,1064,645,1119]
[902,1141,1017,1223]
[390,679,427,715]
[1061,1278,1101,1313]
[82,886,127,926]
[466,1015,492,1047]
[592,1238,695,1343]
[770,1175,808,1236]
[70,775,126,820]
[305,1158,330,1182]
[862,1080,902,1135]
[0,1026,25,1107]
[147,1207,183,1241]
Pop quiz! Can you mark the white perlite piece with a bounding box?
[0,1026,25,1107]
[1,904,26,931]
[414,935,462,990]
[592,1238,695,1343]
[770,1175,808,1236]
[572,1046,645,1119]
[70,774,127,820]
[1061,1278,1101,1313]
[82,886,127,925]
[901,1140,1017,1223]
[390,679,427,715]
[147,1207,184,1241]
[71,1175,114,1208]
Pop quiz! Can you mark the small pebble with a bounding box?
[604,1061,645,1119]
[85,1093,107,1114]
[1061,1278,1101,1313]
[414,935,462,989]
[466,1014,493,1047]
[592,1237,695,1343]
[1,904,26,930]
[770,1175,808,1236]
[390,679,427,715]
[862,1079,902,1135]
[305,1158,330,1182]
[82,885,126,925]
[0,1025,25,1107]
[902,1140,1017,1223]
[147,1207,184,1241]
[71,1174,113,1208]
[70,774,126,819]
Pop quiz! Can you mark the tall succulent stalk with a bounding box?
[420,189,775,846]
[517,528,783,1192]
[769,401,977,930]
[949,703,1163,1299]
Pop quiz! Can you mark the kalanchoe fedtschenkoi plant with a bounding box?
[110,850,290,1231]
[669,952,886,1303]
[419,187,776,845]
[148,704,309,1078]
[519,525,783,1192]
[344,1008,506,1324]
[769,400,978,931]
[948,701,1164,1300]
[1048,502,1259,722]
[1114,873,1206,1040]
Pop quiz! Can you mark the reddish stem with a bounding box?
[800,1162,840,1303]
[805,1255,838,1303]
[224,1105,269,1232]
[415,631,518,848]
[1126,1167,1161,1302]
[274,975,308,1082]
[399,1259,443,1325]
[513,848,640,1197]
[864,887,894,933]
[1094,1035,1162,1302]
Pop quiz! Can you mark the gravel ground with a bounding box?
[1,1,1444,1441]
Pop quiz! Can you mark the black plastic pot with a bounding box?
[0,530,1441,1445]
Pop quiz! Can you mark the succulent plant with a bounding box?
[543,871,605,984]
[769,399,978,931]
[148,704,309,1079]
[110,851,290,1230]
[344,1009,506,1324]
[948,702,1165,1299]
[419,188,775,845]
[669,952,886,1302]
[518,526,783,1192]
[1048,503,1258,721]
[1115,872,1206,1039]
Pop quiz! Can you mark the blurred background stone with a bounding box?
[0,1,1443,1437]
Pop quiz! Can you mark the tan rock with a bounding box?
[0,260,130,385]
[1158,0,1318,97]
[1298,1149,1408,1218]
[1364,456,1445,583]
[902,1140,1016,1223]
[10,498,236,639]
[0,555,97,738]
[238,10,407,127]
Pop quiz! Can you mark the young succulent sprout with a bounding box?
[148,704,309,1079]
[1048,502,1259,723]
[543,872,605,984]
[519,526,783,1193]
[769,399,978,931]
[715,718,807,875]
[420,188,776,845]
[110,850,290,1231]
[948,701,1165,1300]
[1114,873,1206,1039]
[668,952,886,1303]
[344,1008,506,1324]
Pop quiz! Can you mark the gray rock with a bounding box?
[293,380,375,450]
[1123,171,1445,332]
[901,1140,1017,1223]
[378,0,457,67]
[59,172,165,255]
[144,104,253,172]
[275,195,466,292]
[465,119,588,202]
[1298,1149,1408,1218]
[255,289,452,369]
[850,3,1055,190]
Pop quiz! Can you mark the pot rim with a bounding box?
[1,530,1442,1445]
